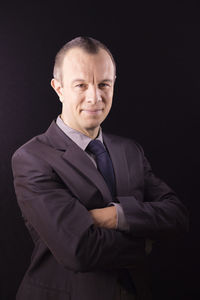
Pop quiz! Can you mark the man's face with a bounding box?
[51,47,115,137]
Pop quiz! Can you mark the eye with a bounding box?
[75,83,87,89]
[98,82,110,89]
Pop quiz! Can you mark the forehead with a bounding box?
[62,47,114,79]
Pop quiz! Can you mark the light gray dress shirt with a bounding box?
[56,116,129,231]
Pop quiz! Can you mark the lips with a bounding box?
[81,108,103,114]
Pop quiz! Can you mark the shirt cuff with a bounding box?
[108,202,130,231]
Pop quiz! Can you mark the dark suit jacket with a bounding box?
[12,121,188,300]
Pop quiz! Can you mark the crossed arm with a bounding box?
[89,206,155,255]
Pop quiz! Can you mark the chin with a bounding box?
[84,121,101,130]
[84,117,103,127]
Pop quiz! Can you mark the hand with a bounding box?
[89,206,117,229]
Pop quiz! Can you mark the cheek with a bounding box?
[105,89,113,100]
[105,93,113,107]
[63,92,82,109]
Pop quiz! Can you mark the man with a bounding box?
[12,36,188,300]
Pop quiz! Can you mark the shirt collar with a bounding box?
[56,115,103,151]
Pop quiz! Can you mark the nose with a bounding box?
[85,85,102,104]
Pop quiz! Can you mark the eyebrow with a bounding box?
[101,79,113,83]
[72,79,85,84]
[72,78,114,84]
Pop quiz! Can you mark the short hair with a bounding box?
[53,36,116,84]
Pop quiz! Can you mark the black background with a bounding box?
[0,1,199,299]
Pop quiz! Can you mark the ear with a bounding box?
[51,78,64,102]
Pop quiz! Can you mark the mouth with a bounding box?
[81,109,103,115]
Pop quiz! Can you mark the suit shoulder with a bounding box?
[12,131,49,162]
[11,133,55,178]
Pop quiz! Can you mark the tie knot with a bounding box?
[87,140,106,156]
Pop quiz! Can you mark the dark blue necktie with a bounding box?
[87,139,136,295]
[87,140,116,197]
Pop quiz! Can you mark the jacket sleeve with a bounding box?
[116,141,189,239]
[12,148,146,273]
